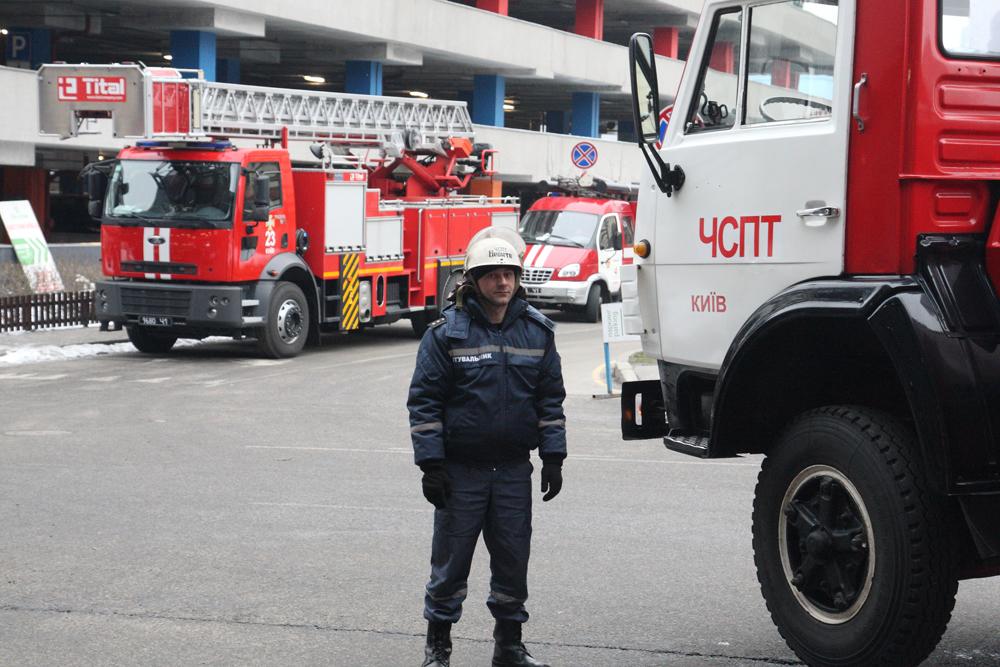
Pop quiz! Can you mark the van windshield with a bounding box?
[519,209,598,248]
[941,0,1000,60]
[105,160,239,228]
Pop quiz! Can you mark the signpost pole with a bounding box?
[603,341,613,394]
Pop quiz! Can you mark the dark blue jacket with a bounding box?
[407,293,567,466]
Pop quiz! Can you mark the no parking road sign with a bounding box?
[571,141,599,170]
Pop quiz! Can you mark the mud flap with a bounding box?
[621,379,667,440]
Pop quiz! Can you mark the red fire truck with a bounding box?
[519,181,637,322]
[623,1,1000,665]
[38,63,517,357]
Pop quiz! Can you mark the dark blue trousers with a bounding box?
[424,460,533,624]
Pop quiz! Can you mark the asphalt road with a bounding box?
[2,315,998,666]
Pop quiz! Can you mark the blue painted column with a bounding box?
[171,30,216,80]
[572,91,600,137]
[345,60,383,95]
[545,110,570,134]
[458,90,474,118]
[6,28,52,69]
[216,58,241,84]
[472,74,505,127]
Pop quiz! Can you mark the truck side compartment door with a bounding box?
[651,0,854,367]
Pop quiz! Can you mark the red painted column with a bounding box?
[770,59,799,89]
[653,27,680,59]
[476,0,508,14]
[574,0,604,40]
[709,42,735,73]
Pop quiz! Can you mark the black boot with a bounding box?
[421,621,452,667]
[492,619,550,667]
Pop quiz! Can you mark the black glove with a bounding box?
[540,462,563,502]
[420,461,451,510]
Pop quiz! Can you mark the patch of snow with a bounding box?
[0,337,216,366]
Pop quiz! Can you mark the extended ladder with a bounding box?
[38,63,474,149]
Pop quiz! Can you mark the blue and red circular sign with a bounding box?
[571,141,599,170]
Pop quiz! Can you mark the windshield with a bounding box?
[105,160,239,228]
[519,209,599,248]
[941,0,1000,60]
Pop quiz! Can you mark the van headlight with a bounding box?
[557,263,580,278]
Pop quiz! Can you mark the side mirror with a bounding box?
[85,170,107,219]
[254,175,271,208]
[629,33,660,144]
[628,32,685,197]
[613,234,623,251]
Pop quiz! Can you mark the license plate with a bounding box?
[526,287,541,295]
[139,316,173,327]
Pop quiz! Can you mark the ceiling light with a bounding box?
[163,54,173,61]
[408,90,429,98]
[0,28,9,36]
[503,103,515,111]
[303,75,326,84]
[504,98,515,105]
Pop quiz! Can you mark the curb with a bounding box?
[613,360,638,384]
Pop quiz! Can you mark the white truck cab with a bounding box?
[622,1,1000,665]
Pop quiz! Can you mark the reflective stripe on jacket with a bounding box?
[407,294,567,466]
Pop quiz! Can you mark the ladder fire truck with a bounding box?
[623,1,999,665]
[38,63,517,357]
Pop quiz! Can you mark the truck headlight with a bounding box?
[558,263,580,278]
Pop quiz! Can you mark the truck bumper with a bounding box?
[523,278,592,307]
[94,280,250,330]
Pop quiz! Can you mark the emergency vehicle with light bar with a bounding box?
[38,63,516,357]
[518,181,637,322]
[623,1,1000,665]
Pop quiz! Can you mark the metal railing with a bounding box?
[0,291,95,332]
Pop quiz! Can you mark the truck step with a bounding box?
[664,431,710,458]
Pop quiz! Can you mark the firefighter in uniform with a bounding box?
[408,231,567,667]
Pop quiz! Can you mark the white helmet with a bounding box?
[464,237,522,280]
[466,226,526,261]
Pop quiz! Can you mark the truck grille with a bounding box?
[121,287,192,317]
[121,261,197,275]
[521,267,554,284]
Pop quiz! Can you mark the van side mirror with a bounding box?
[628,32,685,197]
[613,234,623,251]
[85,170,107,219]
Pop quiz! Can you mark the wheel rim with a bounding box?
[778,465,875,624]
[276,298,303,344]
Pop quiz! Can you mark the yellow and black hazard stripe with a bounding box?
[340,253,360,331]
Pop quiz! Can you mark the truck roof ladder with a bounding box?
[37,63,474,150]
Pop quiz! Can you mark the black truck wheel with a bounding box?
[582,283,603,323]
[257,281,309,358]
[126,325,177,354]
[751,406,958,667]
[411,270,462,337]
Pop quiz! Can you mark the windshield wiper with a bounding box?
[114,211,157,222]
[545,234,584,248]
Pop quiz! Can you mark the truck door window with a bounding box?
[744,1,838,125]
[686,9,743,134]
[245,162,283,212]
[941,0,1000,60]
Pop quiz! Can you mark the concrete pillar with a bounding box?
[709,42,735,74]
[5,28,52,69]
[571,92,600,137]
[653,27,680,59]
[216,58,241,84]
[545,110,570,134]
[171,30,217,80]
[574,0,604,40]
[618,118,636,143]
[770,59,799,90]
[345,60,383,95]
[476,0,508,14]
[472,74,505,127]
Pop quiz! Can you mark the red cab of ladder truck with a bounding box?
[519,179,637,322]
[37,63,516,357]
[623,1,1000,665]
